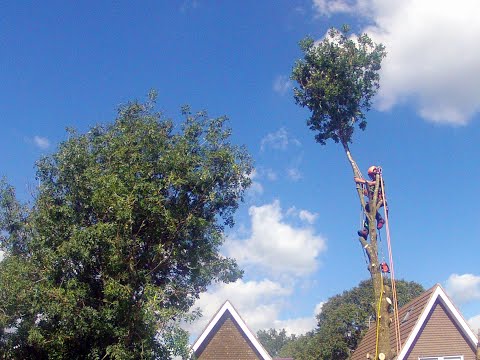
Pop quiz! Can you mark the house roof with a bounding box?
[192,300,272,360]
[352,283,478,360]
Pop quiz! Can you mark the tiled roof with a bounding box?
[352,284,435,359]
[352,283,478,360]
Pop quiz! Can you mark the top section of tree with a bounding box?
[291,25,386,146]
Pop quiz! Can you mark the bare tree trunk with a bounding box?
[342,141,393,360]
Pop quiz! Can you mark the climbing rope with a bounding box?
[380,172,402,355]
[375,276,384,360]
[357,167,401,357]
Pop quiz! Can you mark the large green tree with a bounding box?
[278,331,320,360]
[291,25,391,359]
[0,95,252,359]
[256,328,296,358]
[277,279,424,360]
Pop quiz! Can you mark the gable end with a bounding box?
[192,301,272,360]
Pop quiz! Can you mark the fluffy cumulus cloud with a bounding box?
[299,210,318,224]
[272,300,324,335]
[314,301,325,315]
[260,128,301,151]
[445,273,480,304]
[33,135,50,149]
[186,279,323,339]
[287,207,318,224]
[225,200,326,276]
[185,279,291,338]
[312,0,480,125]
[468,314,480,332]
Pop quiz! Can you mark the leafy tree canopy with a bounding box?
[291,25,386,146]
[278,331,319,360]
[256,328,296,357]
[0,95,252,359]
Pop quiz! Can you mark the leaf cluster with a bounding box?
[291,25,386,146]
[0,98,252,359]
[256,328,296,357]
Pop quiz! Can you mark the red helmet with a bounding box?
[367,166,378,179]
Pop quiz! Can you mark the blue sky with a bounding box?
[2,0,480,340]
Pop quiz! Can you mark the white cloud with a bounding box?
[186,279,291,339]
[286,206,297,217]
[187,280,322,340]
[273,75,292,95]
[468,314,480,332]
[313,0,358,16]
[248,169,264,196]
[274,317,316,335]
[272,300,324,335]
[246,168,278,198]
[225,200,326,276]
[248,181,264,196]
[287,167,302,181]
[312,0,480,125]
[33,136,50,149]
[260,128,301,152]
[314,301,325,316]
[286,207,318,224]
[445,273,480,304]
[254,167,278,182]
[264,168,278,181]
[299,210,318,224]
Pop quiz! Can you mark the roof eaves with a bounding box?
[191,300,273,360]
[397,284,478,359]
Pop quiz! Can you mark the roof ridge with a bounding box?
[352,283,478,360]
[192,300,272,360]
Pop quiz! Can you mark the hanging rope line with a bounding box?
[358,166,400,357]
[379,172,401,355]
[375,276,384,360]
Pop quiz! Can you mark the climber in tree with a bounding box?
[355,166,386,239]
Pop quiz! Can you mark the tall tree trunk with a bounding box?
[342,141,393,360]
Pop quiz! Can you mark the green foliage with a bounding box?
[0,97,252,359]
[291,25,386,146]
[256,328,296,357]
[278,279,424,360]
[278,331,320,360]
[314,279,423,359]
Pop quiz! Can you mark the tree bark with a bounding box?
[342,141,392,360]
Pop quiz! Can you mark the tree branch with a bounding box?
[342,142,366,211]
